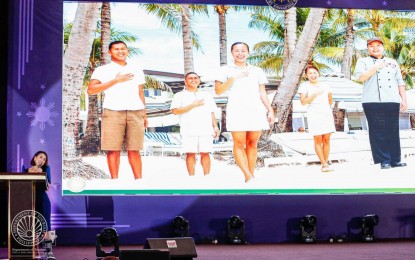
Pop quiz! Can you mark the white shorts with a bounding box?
[182,135,213,153]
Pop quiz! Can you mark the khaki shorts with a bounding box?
[101,109,145,151]
[181,135,213,154]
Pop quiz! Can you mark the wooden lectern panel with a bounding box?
[0,173,46,259]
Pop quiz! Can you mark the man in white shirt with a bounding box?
[170,72,220,176]
[354,37,407,169]
[88,41,147,179]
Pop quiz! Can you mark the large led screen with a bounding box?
[62,2,415,195]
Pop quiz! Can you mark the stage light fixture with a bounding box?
[172,216,190,237]
[227,215,245,244]
[96,227,120,259]
[300,215,317,243]
[360,214,379,242]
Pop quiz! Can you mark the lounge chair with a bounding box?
[399,130,415,159]
[144,132,233,156]
[212,141,233,153]
[144,132,181,156]
[347,130,415,159]
[266,131,372,166]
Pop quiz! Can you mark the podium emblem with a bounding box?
[11,210,48,246]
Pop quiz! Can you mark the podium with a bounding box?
[0,173,47,259]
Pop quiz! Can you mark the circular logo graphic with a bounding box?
[266,0,299,10]
[11,210,48,246]
[67,176,87,193]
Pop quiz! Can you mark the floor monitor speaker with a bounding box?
[144,237,197,260]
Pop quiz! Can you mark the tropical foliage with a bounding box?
[353,10,415,88]
[245,8,415,88]
[63,3,107,179]
[140,3,209,73]
[64,3,415,157]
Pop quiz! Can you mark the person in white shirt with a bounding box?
[87,41,147,180]
[354,37,407,170]
[171,72,220,176]
[298,65,335,172]
[215,42,274,183]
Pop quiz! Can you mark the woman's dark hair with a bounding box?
[304,64,320,74]
[231,42,249,52]
[30,150,49,171]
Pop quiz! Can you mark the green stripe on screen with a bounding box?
[63,188,415,195]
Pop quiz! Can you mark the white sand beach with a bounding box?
[62,152,415,195]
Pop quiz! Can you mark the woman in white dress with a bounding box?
[215,42,275,182]
[298,65,335,172]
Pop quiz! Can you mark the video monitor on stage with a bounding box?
[61,1,415,195]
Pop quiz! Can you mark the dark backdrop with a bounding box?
[0,0,9,246]
[2,0,415,246]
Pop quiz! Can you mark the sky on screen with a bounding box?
[63,2,271,80]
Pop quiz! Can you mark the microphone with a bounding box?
[37,160,42,171]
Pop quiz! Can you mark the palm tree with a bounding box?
[247,8,312,76]
[357,10,415,87]
[283,8,297,74]
[383,31,415,88]
[140,3,208,74]
[313,9,415,83]
[271,8,327,132]
[81,2,111,156]
[214,5,230,66]
[243,8,326,134]
[246,9,285,75]
[372,13,415,126]
[248,8,351,135]
[340,9,355,79]
[100,2,111,65]
[214,5,268,66]
[181,4,193,73]
[63,2,106,179]
[316,8,357,79]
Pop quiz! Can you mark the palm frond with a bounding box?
[144,75,173,92]
[140,3,205,52]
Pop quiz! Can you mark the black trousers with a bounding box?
[362,102,401,164]
[36,190,51,231]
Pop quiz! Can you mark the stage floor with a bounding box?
[2,241,415,260]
